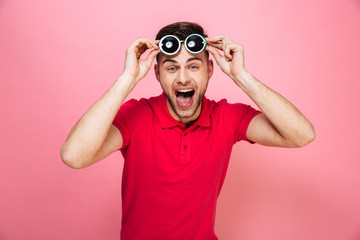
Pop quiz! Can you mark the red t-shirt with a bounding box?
[112,93,261,239]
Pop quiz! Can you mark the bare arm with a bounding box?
[239,72,315,147]
[60,38,160,169]
[206,35,315,148]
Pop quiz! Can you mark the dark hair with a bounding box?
[155,21,209,61]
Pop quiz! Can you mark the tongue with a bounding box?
[177,94,192,106]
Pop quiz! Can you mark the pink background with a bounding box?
[1,0,360,239]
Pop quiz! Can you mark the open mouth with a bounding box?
[175,89,195,108]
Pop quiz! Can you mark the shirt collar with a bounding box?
[154,92,212,129]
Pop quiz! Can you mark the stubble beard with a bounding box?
[164,88,206,120]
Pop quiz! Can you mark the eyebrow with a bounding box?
[162,57,203,65]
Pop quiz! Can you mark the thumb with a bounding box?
[145,49,161,67]
[206,45,222,65]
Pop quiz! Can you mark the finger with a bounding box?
[145,49,161,66]
[137,43,151,57]
[207,42,223,51]
[132,38,154,51]
[148,40,159,50]
[206,35,231,43]
[145,40,160,52]
[131,38,148,48]
[206,36,224,42]
[145,41,153,49]
[206,39,222,45]
[205,45,222,65]
[134,39,159,58]
[207,38,233,53]
[223,43,233,61]
[129,39,149,58]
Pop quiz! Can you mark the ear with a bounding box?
[207,59,214,79]
[154,63,160,82]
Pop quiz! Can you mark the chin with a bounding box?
[170,95,202,120]
[163,85,206,122]
[174,108,198,119]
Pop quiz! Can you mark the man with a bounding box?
[60,22,315,239]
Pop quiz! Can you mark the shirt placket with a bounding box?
[179,129,191,162]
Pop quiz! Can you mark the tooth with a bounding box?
[178,89,193,93]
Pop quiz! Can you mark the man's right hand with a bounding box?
[123,38,160,85]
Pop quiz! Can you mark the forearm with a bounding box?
[234,71,315,147]
[60,74,135,165]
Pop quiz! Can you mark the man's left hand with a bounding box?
[206,35,247,80]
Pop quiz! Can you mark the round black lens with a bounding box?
[161,36,180,54]
[185,35,204,53]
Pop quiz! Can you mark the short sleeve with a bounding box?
[112,99,145,150]
[225,102,262,144]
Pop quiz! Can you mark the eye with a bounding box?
[167,66,177,72]
[189,65,199,70]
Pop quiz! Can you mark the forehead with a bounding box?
[158,46,208,65]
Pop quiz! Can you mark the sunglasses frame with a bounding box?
[159,33,207,56]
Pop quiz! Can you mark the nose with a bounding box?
[177,68,191,85]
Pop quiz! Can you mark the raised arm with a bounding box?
[60,38,160,168]
[206,35,315,148]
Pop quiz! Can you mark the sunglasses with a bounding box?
[158,34,207,55]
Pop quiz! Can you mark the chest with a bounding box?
[122,117,235,189]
